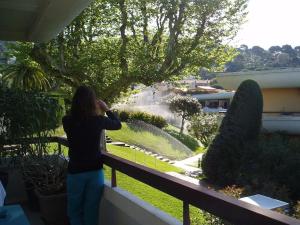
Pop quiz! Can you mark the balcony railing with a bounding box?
[4,136,300,225]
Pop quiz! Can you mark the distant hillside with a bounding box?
[224,44,300,72]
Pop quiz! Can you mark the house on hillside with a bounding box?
[216,68,300,134]
[192,91,235,113]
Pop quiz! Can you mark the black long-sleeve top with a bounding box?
[62,111,121,174]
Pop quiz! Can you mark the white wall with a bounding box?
[99,182,182,225]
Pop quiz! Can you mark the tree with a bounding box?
[251,46,266,57]
[276,53,290,67]
[1,43,50,91]
[201,80,263,186]
[294,46,300,57]
[225,54,245,72]
[281,44,296,58]
[188,113,220,147]
[169,95,201,133]
[268,45,282,55]
[25,0,248,102]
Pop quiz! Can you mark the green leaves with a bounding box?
[169,95,201,118]
[1,43,50,91]
[0,85,64,141]
[201,80,263,186]
[2,59,50,91]
[169,95,201,133]
[24,0,247,102]
[188,113,220,147]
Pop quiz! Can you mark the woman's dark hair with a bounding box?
[71,86,97,119]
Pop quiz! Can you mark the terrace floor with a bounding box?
[19,202,45,225]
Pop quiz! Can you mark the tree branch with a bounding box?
[140,1,149,43]
[119,0,129,78]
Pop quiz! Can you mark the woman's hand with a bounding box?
[97,100,110,112]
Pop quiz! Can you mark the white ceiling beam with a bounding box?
[0,1,39,12]
[27,0,52,41]
[28,0,94,42]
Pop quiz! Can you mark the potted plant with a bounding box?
[24,154,68,225]
[22,155,41,211]
[0,142,28,194]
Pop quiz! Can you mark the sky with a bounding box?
[233,0,300,49]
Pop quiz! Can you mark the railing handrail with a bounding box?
[101,151,299,225]
[8,136,300,225]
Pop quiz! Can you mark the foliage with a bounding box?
[169,95,201,133]
[107,122,193,160]
[103,157,205,224]
[0,85,64,143]
[199,185,244,225]
[21,0,248,102]
[294,201,300,219]
[245,133,300,200]
[118,110,131,121]
[202,80,263,186]
[225,44,300,72]
[163,125,201,152]
[1,43,50,91]
[116,110,167,128]
[22,154,67,195]
[220,185,244,198]
[188,113,221,147]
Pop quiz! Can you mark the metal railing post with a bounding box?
[58,143,62,154]
[183,201,191,225]
[111,168,117,187]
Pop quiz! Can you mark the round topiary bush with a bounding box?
[201,79,263,186]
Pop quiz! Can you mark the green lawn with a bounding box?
[163,124,205,154]
[103,168,206,224]
[105,145,206,224]
[50,128,206,224]
[107,144,182,173]
[45,142,205,224]
[107,123,193,160]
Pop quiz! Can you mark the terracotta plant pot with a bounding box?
[35,190,68,225]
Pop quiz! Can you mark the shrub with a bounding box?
[294,201,300,219]
[200,186,244,225]
[0,85,64,142]
[130,111,152,123]
[202,80,263,186]
[22,154,67,195]
[188,113,221,148]
[248,133,300,200]
[149,115,168,129]
[119,110,130,121]
[116,110,167,128]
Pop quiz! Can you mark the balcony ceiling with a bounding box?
[0,0,93,42]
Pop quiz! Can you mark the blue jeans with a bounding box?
[67,169,104,225]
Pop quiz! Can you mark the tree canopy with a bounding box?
[5,0,248,102]
[169,95,201,133]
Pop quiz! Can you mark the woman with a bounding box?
[63,86,121,225]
